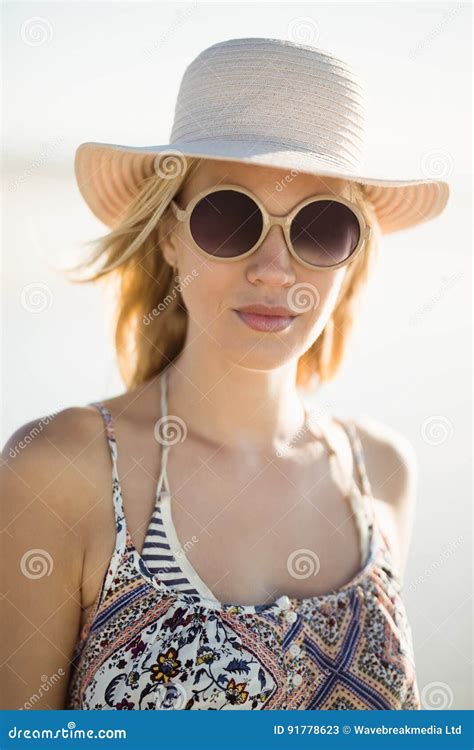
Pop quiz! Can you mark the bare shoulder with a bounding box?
[2,404,106,475]
[1,403,112,538]
[345,415,419,576]
[1,376,155,534]
[350,414,418,507]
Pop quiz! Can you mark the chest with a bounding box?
[169,455,365,603]
[81,434,369,630]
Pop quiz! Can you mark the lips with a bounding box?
[231,310,296,332]
[236,304,297,317]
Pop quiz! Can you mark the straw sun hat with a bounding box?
[74,36,449,233]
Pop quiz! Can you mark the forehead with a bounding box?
[180,157,350,205]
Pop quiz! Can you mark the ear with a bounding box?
[158,205,179,268]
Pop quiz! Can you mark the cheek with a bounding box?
[289,269,346,323]
[319,270,346,309]
[177,252,232,322]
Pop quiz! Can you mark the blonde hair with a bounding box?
[66,157,380,391]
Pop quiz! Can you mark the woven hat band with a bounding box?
[169,38,367,173]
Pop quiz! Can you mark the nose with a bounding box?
[245,224,296,286]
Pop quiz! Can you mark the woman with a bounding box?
[1,37,449,710]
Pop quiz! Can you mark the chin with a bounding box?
[219,338,305,372]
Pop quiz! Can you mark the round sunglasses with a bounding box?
[170,184,371,271]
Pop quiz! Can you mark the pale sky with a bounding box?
[3,1,471,178]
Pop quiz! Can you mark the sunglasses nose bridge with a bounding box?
[258,211,290,243]
[265,212,289,229]
[253,212,293,261]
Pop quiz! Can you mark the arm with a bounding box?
[0,411,90,709]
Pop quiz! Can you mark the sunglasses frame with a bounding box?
[170,184,371,272]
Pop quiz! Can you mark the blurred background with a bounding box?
[2,2,472,708]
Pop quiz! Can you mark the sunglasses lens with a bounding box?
[290,200,361,267]
[190,190,263,258]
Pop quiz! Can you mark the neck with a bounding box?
[163,348,321,454]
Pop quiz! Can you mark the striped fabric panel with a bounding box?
[141,502,201,599]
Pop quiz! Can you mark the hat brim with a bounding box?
[74,140,450,234]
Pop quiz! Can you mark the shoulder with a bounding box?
[2,404,104,470]
[1,405,111,537]
[1,376,154,515]
[348,414,418,507]
[345,415,418,576]
[3,404,100,454]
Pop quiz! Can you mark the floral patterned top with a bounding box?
[66,368,420,710]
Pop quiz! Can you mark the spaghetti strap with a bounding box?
[88,400,127,549]
[141,368,210,598]
[340,419,374,499]
[155,368,171,498]
[324,415,375,565]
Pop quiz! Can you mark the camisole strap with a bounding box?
[156,367,172,499]
[311,414,375,565]
[338,418,374,499]
[143,368,215,599]
[87,400,127,542]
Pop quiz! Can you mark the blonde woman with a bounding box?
[2,38,449,711]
